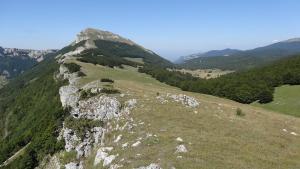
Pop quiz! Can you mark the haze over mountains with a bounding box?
[178,38,300,70]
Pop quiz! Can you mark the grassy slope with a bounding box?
[253,85,300,117]
[73,60,300,169]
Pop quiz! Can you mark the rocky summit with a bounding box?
[75,28,136,46]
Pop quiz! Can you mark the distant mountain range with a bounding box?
[0,46,57,78]
[178,38,300,70]
[175,48,241,63]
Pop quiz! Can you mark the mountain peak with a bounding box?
[75,28,136,45]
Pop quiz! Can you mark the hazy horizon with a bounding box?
[1,0,300,61]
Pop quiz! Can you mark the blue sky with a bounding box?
[1,0,300,61]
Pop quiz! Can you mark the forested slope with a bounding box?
[141,55,300,104]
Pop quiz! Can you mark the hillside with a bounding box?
[1,28,300,169]
[179,38,300,70]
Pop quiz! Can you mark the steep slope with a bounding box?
[0,47,57,79]
[180,38,300,70]
[0,56,66,169]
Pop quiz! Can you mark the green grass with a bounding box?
[253,85,300,117]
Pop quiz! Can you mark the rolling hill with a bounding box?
[179,38,300,70]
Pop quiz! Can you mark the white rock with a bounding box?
[103,154,118,166]
[61,127,80,152]
[282,129,287,132]
[59,85,80,108]
[122,142,128,148]
[65,162,83,169]
[132,141,141,147]
[94,147,114,166]
[114,134,122,143]
[136,163,162,169]
[92,127,104,144]
[109,164,123,169]
[291,132,298,136]
[175,144,188,153]
[176,137,183,142]
[169,94,199,108]
[72,95,121,121]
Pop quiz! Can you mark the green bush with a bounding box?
[63,63,81,73]
[236,108,245,116]
[100,88,120,94]
[101,78,114,83]
[64,117,103,139]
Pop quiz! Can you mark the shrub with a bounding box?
[77,71,86,77]
[236,108,245,116]
[100,88,120,94]
[101,78,114,83]
[63,63,81,73]
[80,90,97,100]
[64,117,103,139]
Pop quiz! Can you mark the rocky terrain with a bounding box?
[1,47,57,62]
[0,46,57,78]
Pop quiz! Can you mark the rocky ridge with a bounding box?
[1,47,57,62]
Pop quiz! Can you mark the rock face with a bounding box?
[1,47,57,62]
[59,85,80,108]
[71,95,121,121]
[75,28,136,46]
[65,162,83,169]
[94,147,118,167]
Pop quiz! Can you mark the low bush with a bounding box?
[63,63,81,73]
[64,117,103,139]
[100,88,120,94]
[236,108,245,116]
[101,78,114,83]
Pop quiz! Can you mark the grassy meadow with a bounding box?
[253,85,300,117]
